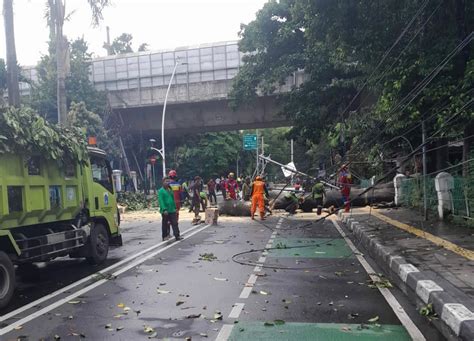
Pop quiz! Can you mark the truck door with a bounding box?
[90,155,115,216]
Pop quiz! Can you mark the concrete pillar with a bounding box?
[435,172,454,219]
[130,171,138,192]
[112,170,122,192]
[394,174,406,206]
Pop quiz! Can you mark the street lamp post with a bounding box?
[161,59,186,178]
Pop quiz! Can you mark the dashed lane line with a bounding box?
[0,223,212,336]
[222,217,283,340]
[216,324,235,341]
[228,303,245,319]
[331,218,426,341]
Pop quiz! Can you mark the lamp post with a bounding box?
[160,59,187,178]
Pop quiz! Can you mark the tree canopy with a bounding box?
[230,0,473,174]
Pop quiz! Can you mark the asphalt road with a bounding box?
[1,210,445,340]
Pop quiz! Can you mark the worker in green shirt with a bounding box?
[312,178,325,215]
[158,177,183,241]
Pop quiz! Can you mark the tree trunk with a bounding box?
[55,0,68,125]
[435,138,449,172]
[3,0,20,107]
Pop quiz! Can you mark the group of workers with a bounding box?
[157,165,353,240]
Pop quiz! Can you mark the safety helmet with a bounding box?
[169,170,177,178]
[228,172,235,178]
[255,176,262,181]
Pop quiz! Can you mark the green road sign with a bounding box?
[243,134,258,150]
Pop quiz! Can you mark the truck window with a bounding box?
[27,156,41,175]
[91,156,114,193]
[7,186,23,212]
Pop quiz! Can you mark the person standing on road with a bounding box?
[168,170,183,220]
[225,172,239,200]
[158,177,182,241]
[250,176,269,220]
[220,176,227,200]
[190,176,203,218]
[207,178,217,206]
[241,177,251,201]
[311,178,325,215]
[338,165,352,213]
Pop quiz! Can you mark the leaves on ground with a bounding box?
[419,303,438,318]
[199,253,218,261]
[176,301,185,306]
[259,290,270,295]
[144,325,155,334]
[187,313,202,319]
[274,319,285,325]
[68,300,81,305]
[367,277,393,289]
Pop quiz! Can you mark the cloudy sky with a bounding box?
[0,0,268,66]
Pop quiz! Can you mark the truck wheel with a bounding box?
[86,224,109,265]
[0,251,15,309]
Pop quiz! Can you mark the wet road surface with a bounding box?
[1,210,445,340]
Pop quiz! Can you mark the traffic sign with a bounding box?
[243,134,258,150]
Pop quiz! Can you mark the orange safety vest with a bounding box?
[252,180,266,196]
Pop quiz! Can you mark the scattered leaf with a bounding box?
[214,312,223,320]
[200,332,208,337]
[116,326,124,331]
[187,314,202,319]
[264,321,275,326]
[157,289,171,294]
[176,301,185,306]
[214,277,228,281]
[274,320,285,325]
[117,303,125,308]
[68,300,81,305]
[368,316,379,323]
[144,325,155,334]
[260,291,269,295]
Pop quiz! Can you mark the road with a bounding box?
[1,209,445,340]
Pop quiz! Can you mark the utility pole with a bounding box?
[422,118,428,221]
[290,139,294,163]
[105,26,112,55]
[3,0,20,107]
[255,129,259,175]
[55,0,68,125]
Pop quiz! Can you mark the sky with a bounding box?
[0,0,268,66]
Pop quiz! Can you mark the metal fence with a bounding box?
[400,175,473,219]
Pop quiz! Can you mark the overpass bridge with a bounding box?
[21,41,304,135]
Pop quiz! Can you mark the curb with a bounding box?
[338,211,474,341]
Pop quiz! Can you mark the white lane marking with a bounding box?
[239,286,253,299]
[262,251,268,256]
[216,324,234,341]
[228,303,245,319]
[331,219,426,341]
[0,222,206,324]
[0,224,211,336]
[258,256,266,263]
[265,243,273,249]
[253,266,262,272]
[247,274,258,285]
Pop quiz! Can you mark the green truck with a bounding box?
[0,147,121,308]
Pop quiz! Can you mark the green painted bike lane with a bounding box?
[227,220,411,341]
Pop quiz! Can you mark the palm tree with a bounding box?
[47,0,111,125]
[2,0,20,107]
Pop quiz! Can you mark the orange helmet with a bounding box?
[255,176,262,181]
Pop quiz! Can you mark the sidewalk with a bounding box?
[339,206,474,341]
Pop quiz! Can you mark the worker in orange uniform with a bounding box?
[250,176,269,220]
